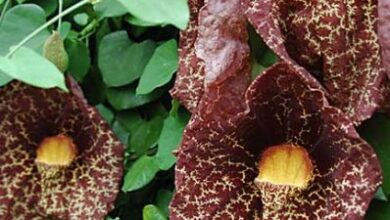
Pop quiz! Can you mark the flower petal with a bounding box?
[0,77,124,219]
[170,0,206,112]
[171,0,251,120]
[379,0,390,78]
[245,0,387,124]
[246,62,382,219]
[171,62,382,219]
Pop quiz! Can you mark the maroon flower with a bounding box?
[170,62,382,219]
[379,0,390,78]
[170,0,206,113]
[171,0,251,116]
[244,0,388,124]
[0,77,124,219]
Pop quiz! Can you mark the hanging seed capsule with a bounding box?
[43,31,69,73]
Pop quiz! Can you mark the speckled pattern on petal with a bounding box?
[0,77,124,220]
[245,0,387,124]
[170,0,206,112]
[170,62,382,219]
[171,0,251,119]
[379,0,390,78]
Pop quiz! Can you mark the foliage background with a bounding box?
[0,0,389,219]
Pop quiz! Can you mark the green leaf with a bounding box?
[59,22,72,39]
[116,0,189,29]
[251,57,265,81]
[30,0,58,16]
[155,104,189,170]
[130,116,164,155]
[96,104,114,125]
[74,13,89,26]
[94,0,128,20]
[0,4,50,56]
[0,47,67,90]
[106,217,120,220]
[106,85,164,111]
[117,110,144,134]
[137,40,178,95]
[98,31,156,87]
[65,39,91,82]
[112,120,129,147]
[366,200,390,220]
[375,187,389,202]
[0,72,12,86]
[155,190,173,217]
[260,49,278,67]
[359,114,390,197]
[143,204,167,220]
[126,16,159,27]
[122,155,159,192]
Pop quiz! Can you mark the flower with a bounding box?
[170,0,206,113]
[170,62,382,219]
[0,77,124,219]
[244,0,388,124]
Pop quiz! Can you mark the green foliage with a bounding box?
[156,101,189,170]
[122,155,160,192]
[94,0,127,20]
[366,200,390,220]
[143,204,167,220]
[130,116,164,155]
[0,4,49,55]
[106,85,164,110]
[359,114,390,197]
[65,39,90,82]
[155,189,173,216]
[73,13,89,26]
[0,72,12,86]
[0,47,66,90]
[137,40,178,95]
[115,0,190,29]
[98,31,156,87]
[96,104,115,125]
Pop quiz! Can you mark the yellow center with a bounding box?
[255,144,313,189]
[36,134,77,167]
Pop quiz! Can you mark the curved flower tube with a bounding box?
[244,0,388,124]
[170,62,382,219]
[0,77,124,219]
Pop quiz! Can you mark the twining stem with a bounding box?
[5,0,90,58]
[0,0,11,24]
[57,0,63,32]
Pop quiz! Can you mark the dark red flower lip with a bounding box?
[170,62,382,219]
[0,76,124,219]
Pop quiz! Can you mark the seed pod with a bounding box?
[43,31,69,73]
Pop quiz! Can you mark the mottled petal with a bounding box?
[246,62,382,219]
[171,62,382,219]
[170,0,206,112]
[171,0,251,120]
[379,0,390,78]
[0,77,124,219]
[245,0,387,124]
[170,122,262,219]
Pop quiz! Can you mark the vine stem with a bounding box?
[5,0,90,58]
[57,0,63,32]
[0,0,11,24]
